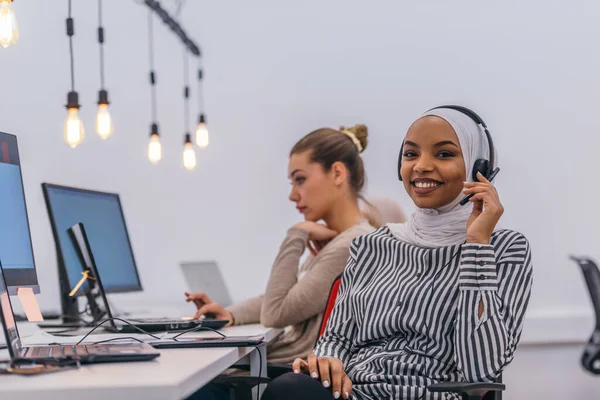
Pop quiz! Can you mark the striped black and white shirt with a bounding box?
[313,227,533,400]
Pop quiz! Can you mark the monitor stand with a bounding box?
[37,256,89,329]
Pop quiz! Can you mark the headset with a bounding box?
[397,105,498,183]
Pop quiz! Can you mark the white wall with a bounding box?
[0,0,596,343]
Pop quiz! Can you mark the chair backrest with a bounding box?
[316,273,343,342]
[570,256,600,375]
[571,256,600,328]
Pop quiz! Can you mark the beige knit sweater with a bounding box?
[227,220,374,364]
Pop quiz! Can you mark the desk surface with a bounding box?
[0,324,280,400]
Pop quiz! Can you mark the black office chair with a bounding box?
[570,255,600,375]
[428,378,504,400]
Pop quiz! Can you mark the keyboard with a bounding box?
[28,345,102,359]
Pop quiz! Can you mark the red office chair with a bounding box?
[210,274,347,399]
[248,274,346,379]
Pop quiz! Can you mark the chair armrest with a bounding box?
[264,363,294,378]
[212,375,271,387]
[427,381,506,397]
[581,331,600,375]
[230,363,294,378]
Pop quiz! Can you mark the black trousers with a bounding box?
[262,372,336,400]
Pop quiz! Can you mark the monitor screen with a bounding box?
[42,184,142,296]
[0,132,39,294]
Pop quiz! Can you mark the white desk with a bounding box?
[0,324,281,400]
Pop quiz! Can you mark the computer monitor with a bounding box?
[0,132,39,295]
[42,183,142,320]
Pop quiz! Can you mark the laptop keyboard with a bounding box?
[29,345,102,359]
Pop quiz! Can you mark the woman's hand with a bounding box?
[292,354,352,399]
[293,222,338,256]
[463,172,504,244]
[184,292,234,326]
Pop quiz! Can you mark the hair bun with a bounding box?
[339,124,368,153]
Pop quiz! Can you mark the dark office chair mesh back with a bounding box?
[572,256,600,375]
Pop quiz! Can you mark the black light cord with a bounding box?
[183,48,190,135]
[197,64,204,117]
[66,0,75,92]
[147,8,157,122]
[97,0,106,89]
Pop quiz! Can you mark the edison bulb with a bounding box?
[95,104,113,140]
[64,108,84,148]
[0,1,18,48]
[183,142,196,171]
[195,122,209,148]
[148,133,162,164]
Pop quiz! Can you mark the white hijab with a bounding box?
[387,108,497,248]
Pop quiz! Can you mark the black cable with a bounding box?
[75,317,161,345]
[170,325,227,340]
[148,8,157,122]
[67,0,75,92]
[45,327,82,335]
[97,0,105,89]
[92,336,144,345]
[257,345,263,400]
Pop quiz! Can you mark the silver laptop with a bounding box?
[180,261,233,307]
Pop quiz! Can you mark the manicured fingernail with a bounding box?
[345,391,350,399]
[294,369,299,374]
[334,391,340,399]
[323,380,330,388]
[311,372,318,378]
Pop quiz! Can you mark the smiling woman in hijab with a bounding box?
[261,106,534,400]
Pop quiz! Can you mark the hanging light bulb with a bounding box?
[95,1,113,140]
[63,1,84,148]
[64,91,84,148]
[195,114,209,148]
[0,0,19,49]
[148,134,162,164]
[96,90,113,139]
[183,133,196,171]
[147,123,162,164]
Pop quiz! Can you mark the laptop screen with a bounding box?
[0,263,22,359]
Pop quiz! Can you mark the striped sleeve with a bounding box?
[312,239,360,366]
[454,232,533,382]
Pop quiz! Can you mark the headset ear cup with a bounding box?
[472,159,490,181]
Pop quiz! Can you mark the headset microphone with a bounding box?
[459,167,500,206]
